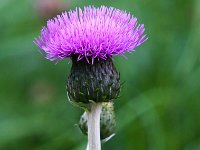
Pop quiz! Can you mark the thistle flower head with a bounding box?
[34,5,147,62]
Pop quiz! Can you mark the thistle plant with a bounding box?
[34,6,147,150]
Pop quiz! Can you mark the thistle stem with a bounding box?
[87,103,102,150]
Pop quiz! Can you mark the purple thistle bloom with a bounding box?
[34,6,147,63]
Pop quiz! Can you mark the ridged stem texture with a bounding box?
[87,103,102,150]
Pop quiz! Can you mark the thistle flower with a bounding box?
[34,5,147,104]
[34,6,147,149]
[34,6,147,62]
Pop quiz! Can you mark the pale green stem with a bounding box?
[87,103,102,150]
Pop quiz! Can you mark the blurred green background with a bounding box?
[0,0,200,149]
